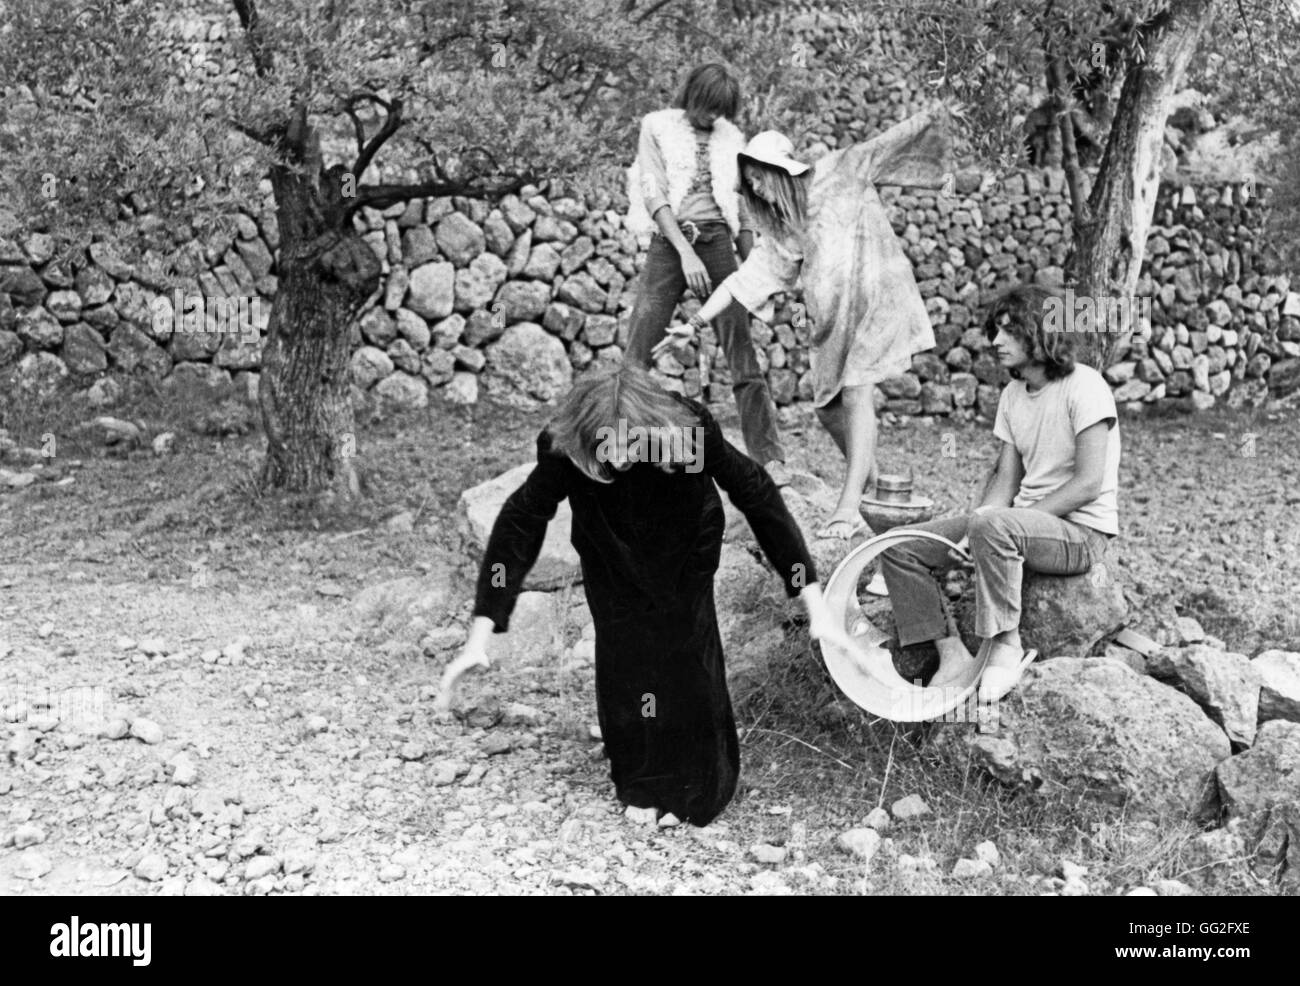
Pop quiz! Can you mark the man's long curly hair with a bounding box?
[982,283,1077,381]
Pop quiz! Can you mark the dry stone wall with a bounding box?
[3,170,1297,418]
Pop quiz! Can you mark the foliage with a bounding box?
[0,0,818,253]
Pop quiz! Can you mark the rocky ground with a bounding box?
[1,388,1297,896]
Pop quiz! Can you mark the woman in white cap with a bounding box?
[655,105,955,539]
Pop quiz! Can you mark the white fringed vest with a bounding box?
[625,109,745,237]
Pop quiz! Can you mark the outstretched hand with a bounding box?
[434,643,490,712]
[650,322,697,361]
[800,582,859,657]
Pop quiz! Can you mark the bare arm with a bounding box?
[979,441,1024,510]
[736,229,754,261]
[1025,421,1110,518]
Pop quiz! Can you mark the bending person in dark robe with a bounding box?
[437,364,853,826]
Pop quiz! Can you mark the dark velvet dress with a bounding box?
[473,400,816,825]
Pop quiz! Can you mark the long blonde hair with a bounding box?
[549,365,703,483]
[740,159,809,237]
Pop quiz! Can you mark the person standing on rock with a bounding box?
[878,284,1122,704]
[623,63,789,483]
[655,104,956,539]
[436,364,854,826]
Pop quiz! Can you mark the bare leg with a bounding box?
[814,385,878,537]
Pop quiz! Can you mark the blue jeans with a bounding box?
[881,508,1112,644]
[624,223,785,466]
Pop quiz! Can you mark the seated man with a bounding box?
[880,283,1121,704]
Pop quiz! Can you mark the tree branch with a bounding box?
[231,0,273,78]
[351,97,404,182]
[344,174,533,218]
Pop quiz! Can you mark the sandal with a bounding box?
[977,644,1039,704]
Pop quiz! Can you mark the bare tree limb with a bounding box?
[343,172,533,217]
[351,98,404,181]
[231,0,273,78]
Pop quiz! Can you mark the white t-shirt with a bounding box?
[993,364,1120,536]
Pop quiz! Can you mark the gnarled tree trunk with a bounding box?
[258,130,381,495]
[1067,0,1215,370]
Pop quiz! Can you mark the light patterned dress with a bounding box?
[723,106,954,407]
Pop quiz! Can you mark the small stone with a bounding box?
[101,718,130,740]
[482,734,512,756]
[837,828,882,861]
[399,742,426,761]
[283,848,317,875]
[152,432,175,456]
[1060,860,1088,881]
[429,762,458,786]
[974,840,1001,867]
[385,511,415,533]
[116,636,136,651]
[13,823,47,848]
[244,855,281,880]
[1154,878,1195,896]
[625,806,657,826]
[751,843,787,865]
[169,753,198,786]
[129,718,164,744]
[863,807,891,831]
[1174,616,1206,645]
[185,877,224,896]
[890,794,931,820]
[137,637,168,656]
[5,730,37,759]
[657,812,681,829]
[134,853,168,882]
[378,863,406,882]
[1126,886,1158,896]
[304,715,329,736]
[951,857,993,879]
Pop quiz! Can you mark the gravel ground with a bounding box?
[1,392,1295,895]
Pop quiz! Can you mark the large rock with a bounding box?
[16,307,63,348]
[0,329,20,366]
[1214,720,1300,888]
[1253,650,1300,724]
[0,265,48,307]
[406,261,455,320]
[955,562,1127,658]
[493,280,551,325]
[350,346,393,389]
[485,590,568,666]
[61,323,108,374]
[107,324,171,375]
[374,371,428,409]
[351,569,456,642]
[434,212,485,266]
[458,463,581,589]
[13,351,69,395]
[1148,644,1262,748]
[937,658,1230,820]
[454,253,508,312]
[482,322,572,407]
